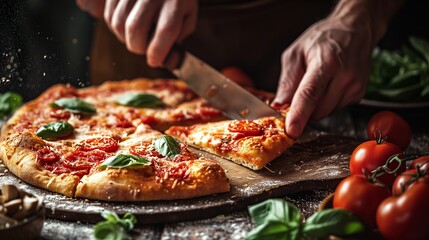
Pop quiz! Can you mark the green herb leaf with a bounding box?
[303,209,365,238]
[153,135,180,158]
[410,36,429,64]
[36,121,74,140]
[51,98,96,114]
[94,211,137,240]
[246,199,304,240]
[117,93,164,108]
[99,154,149,170]
[0,92,23,119]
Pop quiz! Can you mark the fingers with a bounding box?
[285,48,338,138]
[147,0,198,67]
[110,0,137,43]
[146,0,183,67]
[272,48,305,107]
[125,0,159,55]
[104,0,119,28]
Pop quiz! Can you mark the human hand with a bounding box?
[103,0,198,67]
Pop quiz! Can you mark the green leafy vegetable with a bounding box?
[367,36,429,102]
[117,93,164,108]
[303,209,365,238]
[36,121,74,140]
[51,98,96,114]
[93,211,137,240]
[246,199,303,240]
[0,92,22,119]
[99,154,149,170]
[246,199,365,240]
[153,135,180,158]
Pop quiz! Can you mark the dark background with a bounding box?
[1,0,428,101]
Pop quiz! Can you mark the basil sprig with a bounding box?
[116,93,164,108]
[153,135,180,158]
[0,92,22,119]
[36,121,74,140]
[51,98,96,114]
[367,36,429,102]
[93,211,137,240]
[99,154,149,170]
[246,199,365,240]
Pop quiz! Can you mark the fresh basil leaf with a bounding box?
[51,98,96,114]
[36,121,74,139]
[246,199,304,240]
[303,209,365,238]
[99,154,149,170]
[153,135,180,158]
[246,221,303,240]
[410,36,429,64]
[117,93,164,108]
[94,211,136,240]
[422,84,429,96]
[0,92,22,119]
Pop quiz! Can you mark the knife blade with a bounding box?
[165,47,282,120]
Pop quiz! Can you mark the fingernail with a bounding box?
[287,121,301,139]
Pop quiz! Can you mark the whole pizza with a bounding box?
[0,78,294,201]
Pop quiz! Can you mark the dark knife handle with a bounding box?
[164,44,186,71]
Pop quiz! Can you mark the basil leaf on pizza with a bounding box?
[36,121,74,139]
[153,135,180,158]
[51,98,96,114]
[116,93,164,108]
[99,154,150,170]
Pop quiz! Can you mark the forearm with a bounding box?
[329,0,406,46]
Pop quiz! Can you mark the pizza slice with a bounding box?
[165,117,295,170]
[75,124,230,201]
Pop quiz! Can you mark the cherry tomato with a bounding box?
[333,175,391,229]
[392,169,418,195]
[228,120,263,136]
[367,111,412,150]
[349,140,404,187]
[220,67,254,87]
[377,176,429,240]
[409,155,429,172]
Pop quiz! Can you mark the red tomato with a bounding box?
[349,140,404,187]
[377,176,429,240]
[77,137,119,152]
[409,155,429,172]
[367,111,412,150]
[333,175,391,229]
[392,169,417,195]
[228,120,263,136]
[220,67,254,87]
[36,147,60,163]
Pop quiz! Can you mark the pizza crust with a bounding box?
[0,132,80,197]
[75,159,230,201]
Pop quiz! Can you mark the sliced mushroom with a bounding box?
[1,184,19,202]
[3,199,22,217]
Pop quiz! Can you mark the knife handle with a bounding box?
[164,44,186,71]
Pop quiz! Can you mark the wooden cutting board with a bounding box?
[0,132,359,224]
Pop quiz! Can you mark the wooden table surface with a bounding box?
[3,105,428,240]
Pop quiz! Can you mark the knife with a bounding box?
[164,46,282,120]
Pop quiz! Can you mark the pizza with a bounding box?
[0,78,294,201]
[165,117,294,170]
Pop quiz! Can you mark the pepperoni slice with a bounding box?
[228,120,263,136]
[62,149,107,171]
[36,147,60,163]
[77,137,119,152]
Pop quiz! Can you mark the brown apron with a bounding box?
[90,0,336,92]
